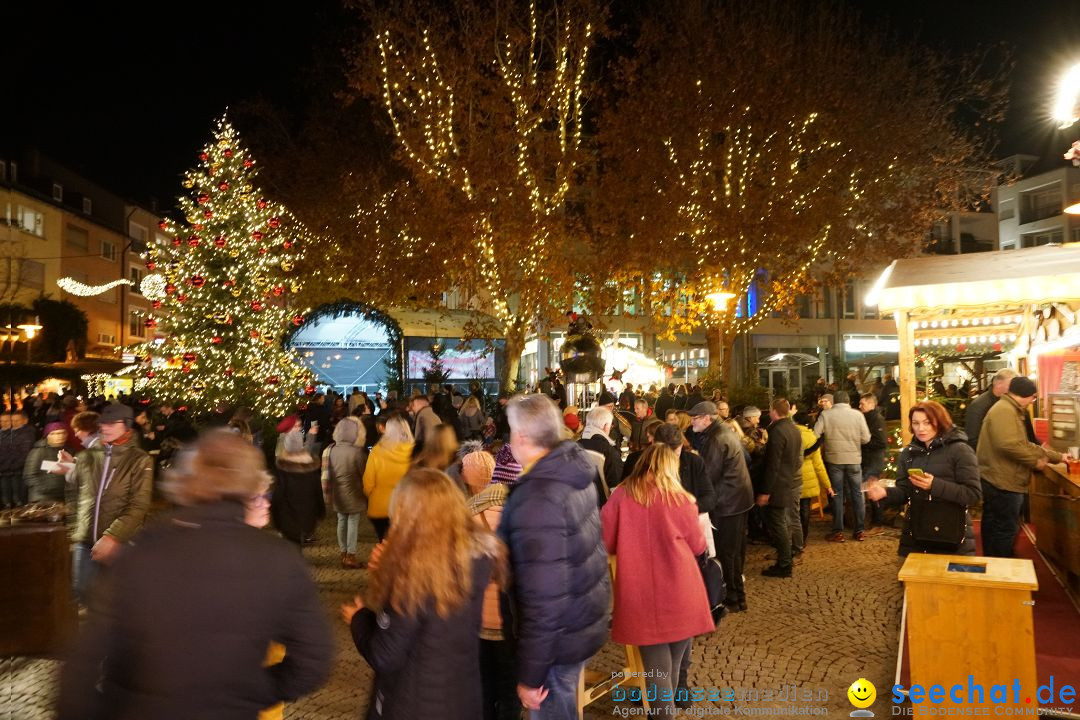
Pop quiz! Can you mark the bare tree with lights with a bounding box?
[132,118,312,417]
[351,0,605,389]
[594,1,1009,385]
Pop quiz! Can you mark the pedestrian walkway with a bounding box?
[1,517,905,719]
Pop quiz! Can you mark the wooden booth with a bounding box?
[869,242,1080,597]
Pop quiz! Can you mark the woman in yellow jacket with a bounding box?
[362,414,415,541]
[798,422,834,544]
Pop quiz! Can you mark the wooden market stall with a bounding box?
[868,243,1080,599]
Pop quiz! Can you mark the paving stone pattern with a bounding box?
[1,516,905,719]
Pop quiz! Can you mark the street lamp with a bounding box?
[1053,62,1080,129]
[704,291,736,311]
[17,317,42,362]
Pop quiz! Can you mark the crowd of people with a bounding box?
[1,364,1070,719]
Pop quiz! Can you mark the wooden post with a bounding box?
[896,310,917,445]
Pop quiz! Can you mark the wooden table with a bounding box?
[0,522,76,655]
[1031,465,1080,599]
[898,553,1038,714]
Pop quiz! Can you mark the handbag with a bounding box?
[696,552,727,623]
[908,491,967,551]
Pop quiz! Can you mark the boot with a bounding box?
[342,553,365,569]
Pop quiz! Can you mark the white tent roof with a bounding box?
[870,244,1080,314]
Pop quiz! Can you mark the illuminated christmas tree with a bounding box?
[132,117,312,417]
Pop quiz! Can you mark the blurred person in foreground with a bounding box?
[342,468,505,720]
[58,429,333,720]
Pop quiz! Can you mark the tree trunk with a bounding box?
[706,323,739,389]
[500,326,526,393]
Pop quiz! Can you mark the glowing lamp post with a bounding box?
[705,291,736,312]
[1053,63,1080,129]
[17,317,43,362]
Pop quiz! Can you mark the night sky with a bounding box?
[3,1,1080,208]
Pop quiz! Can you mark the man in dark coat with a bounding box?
[654,423,717,514]
[0,411,37,508]
[578,406,622,501]
[757,399,803,578]
[690,401,754,612]
[654,384,675,422]
[860,392,889,534]
[499,394,610,717]
[964,368,1017,451]
[880,374,901,420]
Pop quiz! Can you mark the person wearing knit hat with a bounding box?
[492,443,523,486]
[272,421,323,547]
[977,374,1072,557]
[24,422,70,503]
[462,450,496,495]
[563,406,582,436]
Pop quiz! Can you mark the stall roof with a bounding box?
[871,244,1080,314]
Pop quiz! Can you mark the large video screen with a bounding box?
[407,342,496,380]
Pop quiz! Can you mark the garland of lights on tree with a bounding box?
[130,117,312,417]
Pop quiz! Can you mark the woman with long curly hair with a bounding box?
[342,468,506,720]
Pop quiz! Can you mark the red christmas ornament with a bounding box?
[292,314,304,327]
[256,198,268,209]
[251,301,264,312]
[243,158,254,168]
[283,241,293,250]
[203,210,213,219]
[218,181,229,191]
[151,300,162,309]
[271,285,285,297]
[250,330,260,339]
[187,235,201,247]
[146,261,156,270]
[181,365,192,374]
[956,343,966,353]
[144,318,157,328]
[993,342,1003,352]
[146,370,156,379]
[304,385,316,396]
[222,279,234,287]
[190,276,206,288]
[172,237,182,247]
[182,352,197,363]
[252,230,264,241]
[193,223,204,231]
[176,294,187,303]
[214,235,226,248]
[211,336,223,345]
[223,149,233,158]
[158,219,168,230]
[197,193,210,205]
[199,152,209,161]
[165,283,177,295]
[268,217,281,229]
[259,247,268,255]
[224,367,234,376]
[266,376,280,385]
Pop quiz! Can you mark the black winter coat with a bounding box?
[579,432,623,499]
[679,451,717,514]
[884,427,983,556]
[58,501,333,720]
[699,420,754,517]
[760,418,802,506]
[273,457,324,544]
[654,392,674,421]
[964,389,997,451]
[352,555,491,720]
[498,441,611,688]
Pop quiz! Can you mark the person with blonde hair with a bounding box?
[459,395,487,441]
[324,416,369,568]
[412,423,459,473]
[602,443,714,714]
[59,430,333,719]
[363,412,414,541]
[342,468,505,720]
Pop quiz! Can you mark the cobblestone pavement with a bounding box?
[2,515,905,719]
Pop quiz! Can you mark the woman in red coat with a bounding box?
[602,443,714,715]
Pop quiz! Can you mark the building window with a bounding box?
[1020,229,1063,248]
[128,312,144,338]
[17,206,44,236]
[795,294,812,318]
[998,200,1015,221]
[65,224,89,250]
[1019,183,1062,224]
[52,183,63,202]
[129,222,148,243]
[101,239,117,262]
[9,162,16,183]
[82,197,93,215]
[97,332,117,346]
[129,267,144,294]
[843,281,856,318]
[1072,227,1080,244]
[818,287,833,319]
[19,260,44,289]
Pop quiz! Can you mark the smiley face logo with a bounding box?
[847,678,876,709]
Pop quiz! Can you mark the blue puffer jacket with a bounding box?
[498,440,611,688]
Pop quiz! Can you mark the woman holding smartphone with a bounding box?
[865,400,981,556]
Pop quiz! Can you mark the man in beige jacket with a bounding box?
[976,376,1069,557]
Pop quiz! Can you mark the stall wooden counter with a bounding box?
[1030,464,1080,599]
[0,522,76,656]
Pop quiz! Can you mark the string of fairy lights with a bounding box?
[128,117,314,417]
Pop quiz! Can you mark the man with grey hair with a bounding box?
[965,368,1018,452]
[579,405,622,498]
[814,389,870,542]
[498,394,611,718]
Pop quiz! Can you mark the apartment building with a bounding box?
[995,163,1080,250]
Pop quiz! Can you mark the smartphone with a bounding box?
[907,467,924,477]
